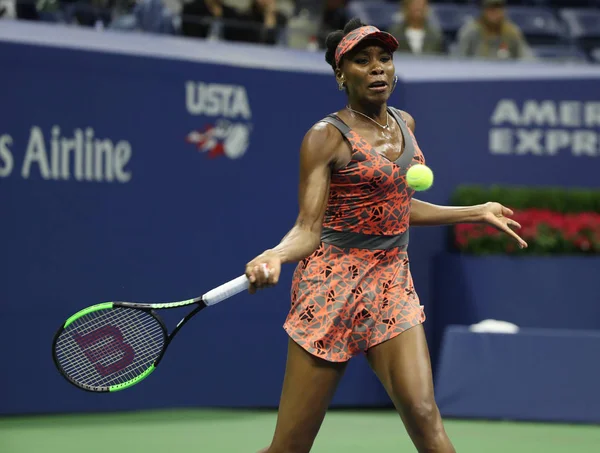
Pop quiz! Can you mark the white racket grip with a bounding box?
[202,275,250,306]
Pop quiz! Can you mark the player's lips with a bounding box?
[368,80,388,92]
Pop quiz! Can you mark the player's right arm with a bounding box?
[245,122,343,292]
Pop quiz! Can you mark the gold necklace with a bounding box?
[346,106,389,129]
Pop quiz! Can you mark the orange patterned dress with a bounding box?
[283,107,427,362]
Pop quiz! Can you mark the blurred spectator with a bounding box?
[233,0,287,45]
[15,0,39,20]
[455,0,532,60]
[108,0,176,33]
[66,0,113,27]
[1,0,16,18]
[317,0,349,49]
[388,0,444,55]
[181,0,241,40]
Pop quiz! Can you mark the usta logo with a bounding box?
[185,82,252,160]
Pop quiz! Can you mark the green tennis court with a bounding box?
[2,409,599,452]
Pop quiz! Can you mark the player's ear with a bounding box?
[335,69,345,88]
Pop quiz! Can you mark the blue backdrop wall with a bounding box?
[1,21,599,416]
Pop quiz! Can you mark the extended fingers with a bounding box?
[506,218,521,230]
[499,222,528,248]
[501,205,514,216]
[489,216,527,249]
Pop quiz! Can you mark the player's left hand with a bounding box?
[477,202,528,249]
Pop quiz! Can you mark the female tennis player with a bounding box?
[245,18,527,453]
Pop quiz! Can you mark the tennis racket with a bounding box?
[52,269,263,393]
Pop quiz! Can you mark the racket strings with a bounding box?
[59,309,159,362]
[55,307,165,389]
[58,309,163,387]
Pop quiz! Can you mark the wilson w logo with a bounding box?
[73,326,135,377]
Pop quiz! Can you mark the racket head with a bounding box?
[52,303,168,393]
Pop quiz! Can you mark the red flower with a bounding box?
[454,207,600,255]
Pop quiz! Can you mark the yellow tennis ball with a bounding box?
[406,164,434,191]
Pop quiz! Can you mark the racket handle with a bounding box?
[202,275,250,306]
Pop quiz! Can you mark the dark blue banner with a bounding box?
[1,22,599,416]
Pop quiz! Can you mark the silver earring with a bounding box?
[338,80,345,91]
[390,75,398,94]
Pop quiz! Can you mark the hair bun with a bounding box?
[344,18,366,34]
[324,17,368,71]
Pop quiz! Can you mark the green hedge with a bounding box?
[450,185,600,213]
[448,185,600,255]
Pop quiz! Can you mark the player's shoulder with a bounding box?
[303,116,346,148]
[389,106,416,132]
[295,116,346,167]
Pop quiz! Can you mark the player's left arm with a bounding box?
[402,110,527,248]
[410,199,483,226]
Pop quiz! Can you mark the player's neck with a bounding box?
[346,101,387,124]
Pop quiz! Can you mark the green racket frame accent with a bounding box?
[109,365,156,392]
[63,302,114,328]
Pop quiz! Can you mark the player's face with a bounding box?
[340,42,395,103]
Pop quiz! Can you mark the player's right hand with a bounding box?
[245,250,281,294]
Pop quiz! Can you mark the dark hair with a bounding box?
[324,17,367,72]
